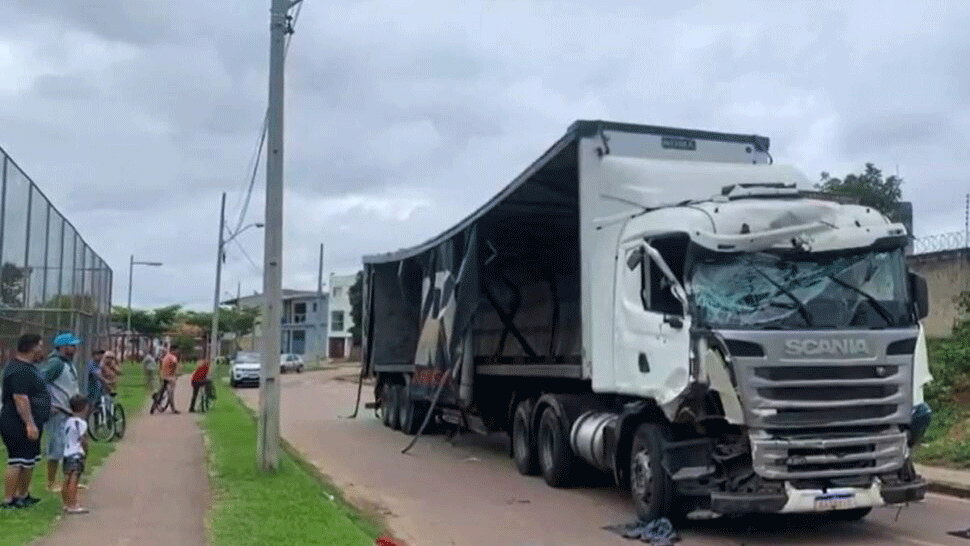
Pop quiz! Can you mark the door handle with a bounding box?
[664,315,684,329]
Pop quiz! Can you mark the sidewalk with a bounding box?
[917,464,970,499]
[35,380,209,546]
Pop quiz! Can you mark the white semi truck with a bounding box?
[361,120,933,521]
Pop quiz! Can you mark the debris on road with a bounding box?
[948,526,970,539]
[603,518,680,545]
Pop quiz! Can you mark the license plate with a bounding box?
[814,492,856,511]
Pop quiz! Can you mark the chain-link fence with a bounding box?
[0,145,112,366]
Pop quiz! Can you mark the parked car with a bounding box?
[280,353,304,374]
[230,353,261,388]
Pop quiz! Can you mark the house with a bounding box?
[327,273,358,360]
[223,288,328,359]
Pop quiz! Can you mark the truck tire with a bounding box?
[380,384,392,428]
[629,423,675,522]
[538,405,578,487]
[401,384,427,435]
[827,507,872,521]
[396,383,410,432]
[512,401,539,476]
[388,385,402,430]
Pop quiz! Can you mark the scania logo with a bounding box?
[784,339,871,357]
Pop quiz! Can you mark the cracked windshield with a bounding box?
[1,1,969,546]
[691,249,915,329]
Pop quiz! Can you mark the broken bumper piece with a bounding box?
[710,477,927,515]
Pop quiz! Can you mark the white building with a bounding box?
[327,273,358,359]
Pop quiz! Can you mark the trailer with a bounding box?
[361,120,932,521]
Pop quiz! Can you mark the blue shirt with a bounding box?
[86,360,103,401]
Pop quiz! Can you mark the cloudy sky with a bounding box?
[1,0,968,310]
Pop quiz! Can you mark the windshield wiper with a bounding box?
[746,262,814,327]
[826,275,896,327]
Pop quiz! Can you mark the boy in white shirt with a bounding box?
[62,395,89,514]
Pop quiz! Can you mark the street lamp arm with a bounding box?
[224,222,265,246]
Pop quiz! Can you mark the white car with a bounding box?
[230,354,261,388]
[280,353,304,374]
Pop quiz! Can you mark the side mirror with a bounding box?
[627,247,645,270]
[910,273,929,320]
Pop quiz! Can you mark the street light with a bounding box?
[209,191,263,372]
[127,255,163,360]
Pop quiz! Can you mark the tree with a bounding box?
[816,163,903,216]
[1,262,25,307]
[348,271,363,346]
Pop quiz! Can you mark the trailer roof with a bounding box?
[362,120,770,265]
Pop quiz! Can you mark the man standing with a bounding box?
[141,350,157,390]
[1,333,50,508]
[40,332,81,493]
[157,345,180,414]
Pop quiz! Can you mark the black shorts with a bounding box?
[0,417,42,468]
[62,454,85,476]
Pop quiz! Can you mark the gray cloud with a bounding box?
[1,0,969,309]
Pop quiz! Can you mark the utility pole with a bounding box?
[317,243,324,365]
[258,0,297,471]
[208,192,227,376]
[127,255,133,362]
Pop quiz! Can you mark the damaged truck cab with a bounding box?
[609,187,932,520]
[362,120,931,522]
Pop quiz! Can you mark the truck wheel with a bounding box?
[629,423,675,522]
[388,385,402,430]
[537,405,577,487]
[380,384,392,428]
[401,395,427,435]
[512,401,539,476]
[396,383,410,432]
[827,507,872,521]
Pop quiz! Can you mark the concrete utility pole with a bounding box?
[258,0,299,471]
[317,243,324,365]
[209,193,262,380]
[208,192,227,372]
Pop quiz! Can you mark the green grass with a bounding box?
[202,389,379,546]
[0,363,151,545]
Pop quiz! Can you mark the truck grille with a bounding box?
[751,430,908,480]
[721,331,917,480]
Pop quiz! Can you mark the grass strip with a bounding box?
[202,388,378,546]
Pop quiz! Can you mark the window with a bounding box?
[312,302,317,312]
[628,234,688,316]
[294,302,307,324]
[331,310,344,331]
[333,287,342,298]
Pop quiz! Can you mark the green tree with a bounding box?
[816,163,903,216]
[1,262,25,307]
[348,271,363,346]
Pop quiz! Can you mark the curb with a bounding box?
[926,479,970,500]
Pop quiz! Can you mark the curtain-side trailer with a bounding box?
[361,120,932,521]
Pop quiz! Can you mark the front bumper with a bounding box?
[710,476,927,515]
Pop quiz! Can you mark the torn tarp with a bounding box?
[602,517,680,545]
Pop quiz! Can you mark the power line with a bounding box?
[230,238,262,274]
[230,0,305,238]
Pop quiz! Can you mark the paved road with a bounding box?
[237,369,970,546]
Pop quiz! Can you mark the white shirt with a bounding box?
[63,416,87,457]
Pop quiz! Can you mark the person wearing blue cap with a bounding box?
[40,332,81,493]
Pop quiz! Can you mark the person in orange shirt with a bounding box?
[152,346,180,414]
[187,360,215,412]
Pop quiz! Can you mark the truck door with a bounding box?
[613,234,691,403]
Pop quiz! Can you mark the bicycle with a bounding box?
[150,381,173,414]
[197,382,213,413]
[88,393,126,442]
